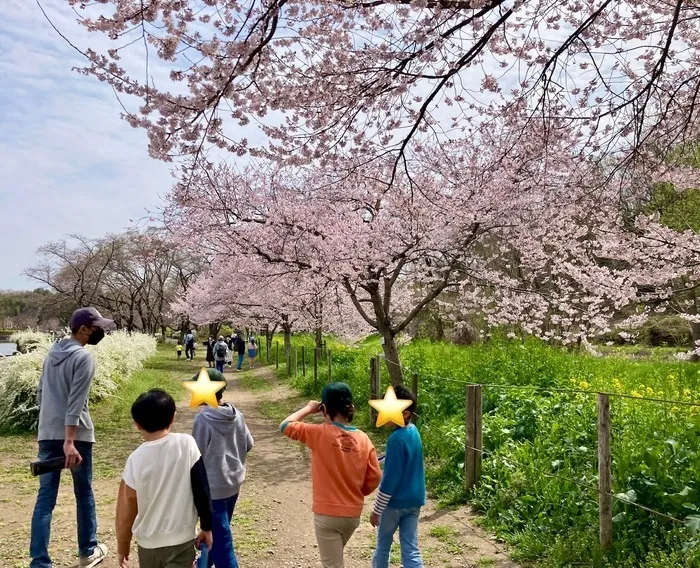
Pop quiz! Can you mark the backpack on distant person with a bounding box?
[215,342,227,358]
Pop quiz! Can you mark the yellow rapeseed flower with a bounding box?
[579,381,590,390]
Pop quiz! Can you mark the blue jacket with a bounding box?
[373,423,426,513]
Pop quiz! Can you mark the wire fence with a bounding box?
[375,353,697,540]
[382,356,700,407]
[269,341,697,538]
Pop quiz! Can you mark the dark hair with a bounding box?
[393,385,417,417]
[215,384,226,402]
[324,398,354,422]
[324,401,355,422]
[131,389,176,432]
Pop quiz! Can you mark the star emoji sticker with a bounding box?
[369,386,412,428]
[182,368,226,408]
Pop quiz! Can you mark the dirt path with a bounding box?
[217,366,518,568]
[0,364,518,568]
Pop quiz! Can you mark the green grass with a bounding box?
[90,344,191,474]
[232,497,276,555]
[269,332,700,568]
[237,371,273,392]
[428,526,464,555]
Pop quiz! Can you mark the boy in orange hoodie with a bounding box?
[280,382,382,568]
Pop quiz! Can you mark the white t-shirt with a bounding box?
[123,433,201,549]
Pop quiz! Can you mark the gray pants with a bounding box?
[138,539,195,568]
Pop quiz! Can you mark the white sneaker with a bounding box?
[80,543,108,568]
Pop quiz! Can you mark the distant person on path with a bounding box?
[115,389,213,568]
[247,337,257,369]
[225,335,233,367]
[185,331,195,361]
[176,341,183,360]
[205,337,215,368]
[370,385,426,568]
[233,331,246,372]
[280,383,382,568]
[30,307,116,568]
[192,371,254,568]
[214,336,229,373]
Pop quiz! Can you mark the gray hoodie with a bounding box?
[192,403,254,500]
[37,338,96,443]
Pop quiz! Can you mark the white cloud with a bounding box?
[0,0,176,290]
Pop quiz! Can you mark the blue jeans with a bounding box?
[237,353,244,370]
[30,440,97,568]
[209,494,239,568]
[216,360,225,373]
[372,506,423,568]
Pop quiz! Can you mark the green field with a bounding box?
[269,334,700,567]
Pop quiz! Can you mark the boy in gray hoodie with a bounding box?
[191,369,254,568]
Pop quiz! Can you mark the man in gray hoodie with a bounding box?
[30,307,116,568]
[191,369,254,568]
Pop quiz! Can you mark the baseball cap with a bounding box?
[321,382,354,408]
[189,368,227,389]
[69,307,116,332]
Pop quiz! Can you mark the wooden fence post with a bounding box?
[276,341,279,370]
[286,345,291,379]
[598,393,612,550]
[314,348,319,389]
[327,349,332,383]
[302,346,306,376]
[294,348,298,378]
[412,372,418,407]
[465,385,483,491]
[369,357,378,425]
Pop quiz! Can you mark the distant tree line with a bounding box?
[22,228,205,336]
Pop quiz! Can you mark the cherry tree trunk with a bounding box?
[208,322,221,338]
[283,324,292,358]
[315,327,323,349]
[381,332,403,386]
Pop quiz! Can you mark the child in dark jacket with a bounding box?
[370,385,426,568]
[191,370,254,568]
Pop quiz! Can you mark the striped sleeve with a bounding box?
[373,490,392,516]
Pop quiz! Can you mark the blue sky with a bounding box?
[0,0,174,290]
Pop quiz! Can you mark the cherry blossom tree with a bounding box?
[171,252,370,357]
[51,0,700,371]
[161,111,636,384]
[59,0,700,183]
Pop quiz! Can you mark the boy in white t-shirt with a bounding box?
[115,389,213,568]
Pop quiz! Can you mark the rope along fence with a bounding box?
[376,355,697,550]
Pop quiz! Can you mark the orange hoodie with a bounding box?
[282,421,382,517]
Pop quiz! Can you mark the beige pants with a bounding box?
[314,513,361,568]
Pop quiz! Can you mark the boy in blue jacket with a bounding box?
[370,385,425,568]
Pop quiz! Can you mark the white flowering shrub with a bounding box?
[10,330,53,354]
[0,331,157,431]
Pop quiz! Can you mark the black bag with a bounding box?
[215,343,227,358]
